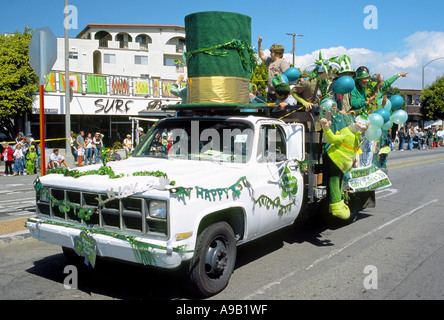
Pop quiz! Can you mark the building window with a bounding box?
[69,52,78,59]
[135,55,148,65]
[104,54,116,64]
[163,56,183,67]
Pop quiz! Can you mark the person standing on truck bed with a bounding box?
[290,52,338,113]
[274,83,298,110]
[258,36,290,103]
[350,67,408,166]
[320,116,370,220]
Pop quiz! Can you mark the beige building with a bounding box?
[31,24,187,147]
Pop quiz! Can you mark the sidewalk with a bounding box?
[0,217,31,243]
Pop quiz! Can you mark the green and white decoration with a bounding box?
[346,165,391,192]
[73,231,97,268]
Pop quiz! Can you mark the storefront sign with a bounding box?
[94,98,133,114]
[32,94,180,116]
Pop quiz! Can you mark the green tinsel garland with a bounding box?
[29,218,191,266]
[47,166,124,179]
[34,178,95,220]
[255,194,297,216]
[185,39,258,76]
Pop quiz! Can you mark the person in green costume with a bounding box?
[320,116,370,219]
[350,67,408,115]
[26,145,37,175]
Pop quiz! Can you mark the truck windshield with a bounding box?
[132,119,254,163]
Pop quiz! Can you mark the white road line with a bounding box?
[375,188,398,199]
[243,199,439,300]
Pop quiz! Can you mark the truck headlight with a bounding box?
[148,200,167,219]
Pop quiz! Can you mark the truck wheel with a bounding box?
[187,222,237,297]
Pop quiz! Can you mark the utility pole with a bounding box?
[64,0,73,165]
[286,33,303,66]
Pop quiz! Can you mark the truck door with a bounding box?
[253,123,303,237]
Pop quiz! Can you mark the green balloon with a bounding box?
[365,126,382,141]
[391,110,408,124]
[382,120,394,130]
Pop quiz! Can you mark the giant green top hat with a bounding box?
[184,11,256,104]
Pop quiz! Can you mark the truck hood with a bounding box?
[39,157,250,195]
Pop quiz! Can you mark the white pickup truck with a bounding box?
[26,108,380,297]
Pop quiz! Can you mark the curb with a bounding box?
[0,230,31,244]
[0,217,33,244]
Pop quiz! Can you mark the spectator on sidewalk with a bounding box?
[12,144,25,176]
[69,131,78,162]
[123,134,132,157]
[407,125,416,150]
[108,149,122,161]
[84,132,93,165]
[397,127,406,151]
[2,142,14,176]
[437,127,443,147]
[49,148,70,169]
[76,130,85,166]
[92,131,103,163]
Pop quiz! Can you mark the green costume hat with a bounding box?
[308,51,341,78]
[355,69,370,80]
[336,55,355,75]
[184,11,256,104]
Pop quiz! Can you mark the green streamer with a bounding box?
[185,39,258,75]
[29,219,192,266]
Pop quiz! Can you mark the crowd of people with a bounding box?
[69,130,107,167]
[1,129,128,176]
[1,132,41,176]
[394,125,443,151]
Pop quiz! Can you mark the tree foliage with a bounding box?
[250,62,268,98]
[420,74,444,120]
[0,27,38,137]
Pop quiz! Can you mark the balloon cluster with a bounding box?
[365,94,408,141]
[319,75,355,113]
[272,67,301,86]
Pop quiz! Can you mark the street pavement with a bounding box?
[0,172,38,243]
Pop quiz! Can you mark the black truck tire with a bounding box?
[187,222,237,297]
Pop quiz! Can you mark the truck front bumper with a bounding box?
[26,217,193,269]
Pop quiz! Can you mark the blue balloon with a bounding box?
[390,95,404,110]
[332,75,355,94]
[374,108,391,123]
[284,67,301,82]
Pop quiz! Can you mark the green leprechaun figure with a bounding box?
[320,116,370,219]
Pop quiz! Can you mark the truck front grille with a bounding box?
[36,188,168,238]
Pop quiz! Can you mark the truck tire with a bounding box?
[187,222,237,297]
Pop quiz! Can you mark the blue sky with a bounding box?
[1,0,444,89]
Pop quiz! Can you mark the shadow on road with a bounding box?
[26,210,372,300]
